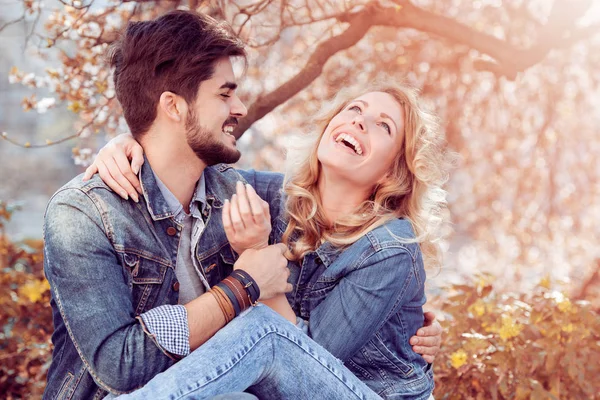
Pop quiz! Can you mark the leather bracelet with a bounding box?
[211,287,232,323]
[224,276,251,309]
[213,286,235,322]
[211,287,234,323]
[216,282,240,317]
[231,269,260,304]
[209,289,229,323]
[222,277,249,312]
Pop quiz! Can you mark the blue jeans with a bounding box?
[115,305,381,400]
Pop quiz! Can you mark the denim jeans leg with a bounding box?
[115,305,381,400]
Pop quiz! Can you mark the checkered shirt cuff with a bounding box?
[140,305,190,357]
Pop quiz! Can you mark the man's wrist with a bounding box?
[209,271,261,323]
[231,269,260,304]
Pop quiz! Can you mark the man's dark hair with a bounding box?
[109,10,246,137]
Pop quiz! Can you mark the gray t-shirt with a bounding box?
[153,171,209,304]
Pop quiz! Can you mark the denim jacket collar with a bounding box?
[314,241,342,267]
[140,157,234,221]
[203,163,242,208]
[139,157,175,221]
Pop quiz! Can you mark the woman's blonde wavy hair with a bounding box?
[281,80,452,270]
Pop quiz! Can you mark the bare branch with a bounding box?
[0,13,25,33]
[235,5,375,136]
[235,0,594,135]
[0,102,111,148]
[372,0,594,79]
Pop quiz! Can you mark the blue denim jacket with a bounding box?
[42,161,283,400]
[276,217,434,399]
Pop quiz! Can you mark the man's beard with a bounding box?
[185,110,241,166]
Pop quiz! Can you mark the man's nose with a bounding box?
[230,95,248,118]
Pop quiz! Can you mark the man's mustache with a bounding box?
[222,118,238,128]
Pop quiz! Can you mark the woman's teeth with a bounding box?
[335,133,363,155]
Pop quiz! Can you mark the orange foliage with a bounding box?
[0,202,52,399]
[435,275,600,399]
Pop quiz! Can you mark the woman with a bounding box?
[88,82,450,399]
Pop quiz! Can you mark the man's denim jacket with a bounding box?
[42,162,283,400]
[276,217,434,399]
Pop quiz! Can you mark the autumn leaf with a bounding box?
[18,279,50,303]
[450,349,468,369]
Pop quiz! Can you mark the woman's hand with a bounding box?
[222,181,271,255]
[82,133,145,202]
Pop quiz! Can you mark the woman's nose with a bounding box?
[352,116,366,132]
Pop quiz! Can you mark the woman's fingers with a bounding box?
[114,151,142,199]
[129,141,145,180]
[96,161,129,200]
[82,163,98,181]
[103,157,139,202]
[235,181,254,227]
[229,194,245,231]
[245,184,267,222]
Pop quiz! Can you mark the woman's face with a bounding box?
[317,91,405,188]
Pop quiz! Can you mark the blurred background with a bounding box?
[1,0,599,398]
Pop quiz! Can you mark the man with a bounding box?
[44,10,441,400]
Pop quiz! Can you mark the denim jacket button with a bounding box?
[172,282,180,291]
[166,227,177,236]
[315,257,322,265]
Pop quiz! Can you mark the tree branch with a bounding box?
[235,5,375,136]
[235,0,594,136]
[374,0,594,79]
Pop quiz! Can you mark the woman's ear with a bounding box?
[158,91,186,123]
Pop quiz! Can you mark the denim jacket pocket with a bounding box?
[54,371,74,400]
[121,252,167,315]
[352,334,414,381]
[199,243,236,285]
[371,333,415,378]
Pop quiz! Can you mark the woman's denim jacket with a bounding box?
[275,217,434,399]
[42,162,283,400]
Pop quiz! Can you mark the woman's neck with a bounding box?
[317,171,371,224]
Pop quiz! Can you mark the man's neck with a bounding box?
[317,170,371,224]
[142,137,206,214]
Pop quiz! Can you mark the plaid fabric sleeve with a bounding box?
[139,305,190,357]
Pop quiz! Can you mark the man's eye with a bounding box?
[221,94,231,98]
[349,105,362,113]
[380,122,391,134]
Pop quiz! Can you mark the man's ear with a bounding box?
[158,91,186,123]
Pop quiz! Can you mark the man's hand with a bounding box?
[233,243,291,300]
[410,311,442,363]
[222,181,271,255]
